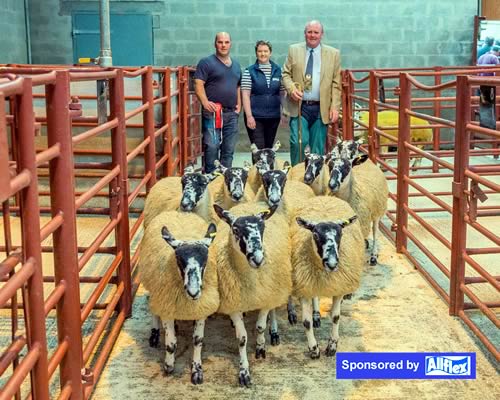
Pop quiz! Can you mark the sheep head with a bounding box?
[304,150,327,185]
[213,204,278,268]
[161,223,217,299]
[250,140,281,170]
[180,170,218,211]
[296,215,357,271]
[260,162,290,207]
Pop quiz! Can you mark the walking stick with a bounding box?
[293,82,303,162]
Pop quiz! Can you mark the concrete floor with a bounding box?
[91,152,499,400]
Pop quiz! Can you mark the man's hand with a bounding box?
[290,88,303,102]
[235,104,241,114]
[246,115,256,129]
[329,109,339,124]
[202,101,219,113]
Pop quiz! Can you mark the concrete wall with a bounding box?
[0,0,28,63]
[27,0,478,69]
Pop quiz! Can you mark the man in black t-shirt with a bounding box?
[194,32,242,173]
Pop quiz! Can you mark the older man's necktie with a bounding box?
[305,49,314,91]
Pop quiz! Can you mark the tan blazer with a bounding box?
[282,43,342,125]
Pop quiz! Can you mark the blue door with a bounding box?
[72,13,153,66]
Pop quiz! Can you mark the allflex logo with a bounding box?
[425,356,471,376]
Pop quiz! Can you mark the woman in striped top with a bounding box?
[241,40,285,149]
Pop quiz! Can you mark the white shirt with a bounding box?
[303,44,321,101]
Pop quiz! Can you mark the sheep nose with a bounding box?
[323,259,339,272]
[181,198,194,211]
[232,192,243,201]
[185,285,201,300]
[304,173,314,184]
[248,252,264,268]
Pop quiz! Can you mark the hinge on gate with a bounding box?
[468,181,488,223]
[81,367,94,385]
[110,186,121,198]
[451,181,462,198]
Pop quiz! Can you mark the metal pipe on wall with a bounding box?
[24,0,32,63]
[99,0,112,67]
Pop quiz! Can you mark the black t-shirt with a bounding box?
[194,54,241,108]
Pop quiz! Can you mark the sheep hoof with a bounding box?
[312,311,321,328]
[191,364,203,385]
[325,339,338,357]
[343,293,353,301]
[309,345,320,359]
[270,331,280,346]
[255,347,266,359]
[288,311,298,325]
[163,363,174,376]
[149,328,160,348]
[365,239,369,249]
[239,368,252,387]
[369,255,378,266]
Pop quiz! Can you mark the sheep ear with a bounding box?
[272,140,281,151]
[257,204,278,220]
[161,226,182,249]
[183,164,195,175]
[336,215,358,228]
[352,154,369,166]
[250,143,259,153]
[205,172,219,182]
[213,204,235,225]
[282,161,291,174]
[304,145,311,157]
[201,223,217,246]
[214,160,227,175]
[242,160,252,171]
[355,138,364,145]
[296,217,315,231]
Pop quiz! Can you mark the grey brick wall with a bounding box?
[0,0,28,63]
[27,0,477,69]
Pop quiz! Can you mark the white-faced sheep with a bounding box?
[213,160,254,209]
[247,141,281,194]
[327,155,388,265]
[356,109,432,168]
[143,165,221,228]
[139,211,218,384]
[292,195,364,358]
[330,138,365,161]
[213,202,292,387]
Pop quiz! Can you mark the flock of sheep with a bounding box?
[139,139,389,386]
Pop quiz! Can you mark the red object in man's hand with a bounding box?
[214,103,223,129]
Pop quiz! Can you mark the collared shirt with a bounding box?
[303,44,321,101]
[477,52,500,76]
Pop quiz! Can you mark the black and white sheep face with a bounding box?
[161,224,217,300]
[334,139,363,160]
[296,216,357,271]
[261,165,290,207]
[328,158,352,193]
[213,204,277,268]
[304,152,326,185]
[180,172,217,211]
[251,140,281,170]
[224,167,249,202]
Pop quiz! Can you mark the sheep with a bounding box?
[139,211,218,384]
[327,155,388,265]
[292,195,364,358]
[143,164,221,228]
[213,160,254,209]
[213,202,292,387]
[290,146,330,195]
[247,140,281,194]
[356,109,432,168]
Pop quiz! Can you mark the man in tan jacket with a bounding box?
[282,20,341,165]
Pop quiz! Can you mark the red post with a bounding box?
[45,70,84,399]
[141,67,156,190]
[449,75,471,316]
[164,68,173,177]
[368,71,378,163]
[433,66,442,173]
[109,69,132,316]
[180,67,188,171]
[396,73,411,253]
[16,77,50,400]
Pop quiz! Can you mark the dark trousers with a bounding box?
[244,115,280,149]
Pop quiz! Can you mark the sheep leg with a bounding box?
[287,296,298,325]
[369,219,380,266]
[191,319,205,385]
[411,145,423,169]
[255,309,270,359]
[268,309,280,345]
[301,298,320,359]
[162,320,176,375]
[312,297,321,328]
[149,314,161,348]
[230,312,251,387]
[325,296,343,356]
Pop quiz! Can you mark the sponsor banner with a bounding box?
[336,352,476,379]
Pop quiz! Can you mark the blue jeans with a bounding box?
[289,104,327,166]
[201,110,239,173]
